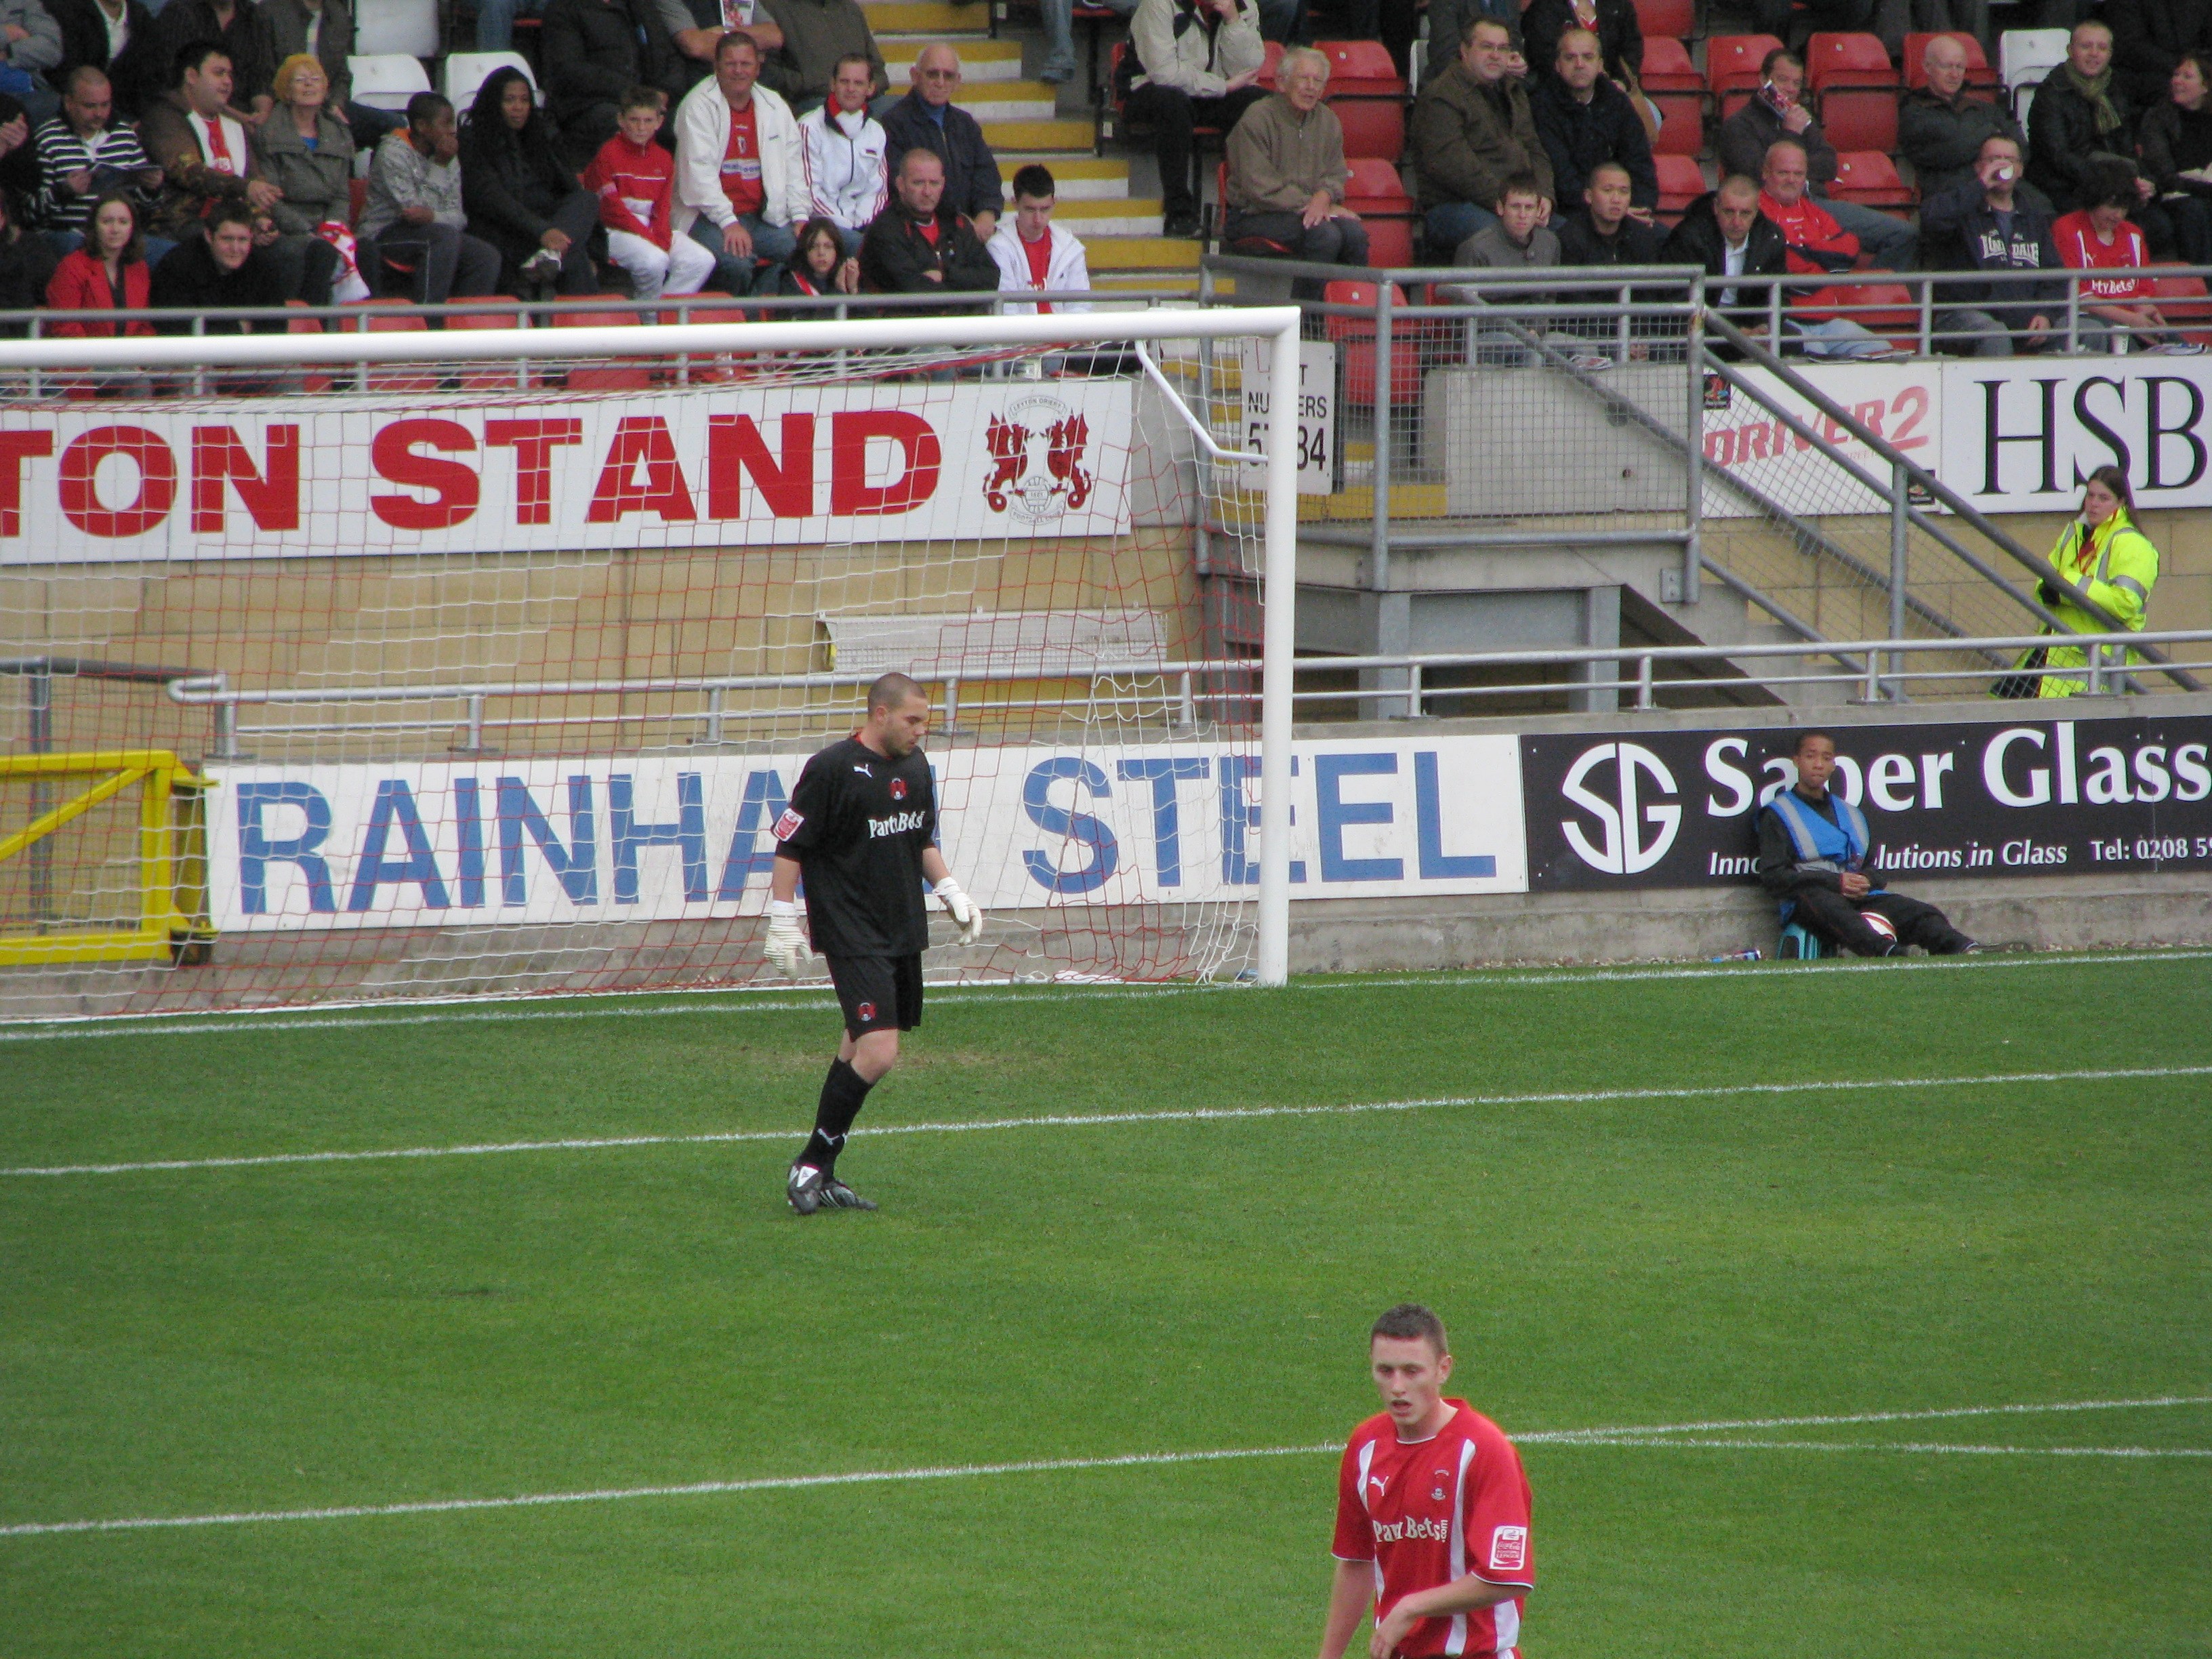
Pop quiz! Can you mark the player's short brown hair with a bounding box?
[1371,1303,1450,1355]
[1793,729,1838,756]
[867,672,926,714]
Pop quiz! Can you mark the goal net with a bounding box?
[0,306,1303,1021]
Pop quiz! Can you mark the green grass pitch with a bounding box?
[3,954,2209,1657]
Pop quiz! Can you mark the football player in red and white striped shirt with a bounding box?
[1319,1305,1534,1659]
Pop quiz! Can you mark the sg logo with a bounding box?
[1560,741,1683,874]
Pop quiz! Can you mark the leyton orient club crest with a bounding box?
[981,393,1094,520]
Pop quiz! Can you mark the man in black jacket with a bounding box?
[2026,21,2146,213]
[880,44,1001,239]
[150,200,285,325]
[1530,28,1654,215]
[2106,0,2212,108]
[150,0,274,118]
[47,0,158,116]
[1557,159,1663,263]
[1661,175,1787,342]
[1920,135,2066,356]
[859,146,998,301]
[1899,33,2024,203]
[541,0,682,165]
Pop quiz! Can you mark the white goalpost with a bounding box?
[0,306,1305,1017]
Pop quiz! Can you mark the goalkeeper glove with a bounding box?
[764,899,811,978]
[934,875,985,946]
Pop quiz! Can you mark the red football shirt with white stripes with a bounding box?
[1331,1399,1534,1658]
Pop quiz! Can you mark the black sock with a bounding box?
[798,1059,873,1174]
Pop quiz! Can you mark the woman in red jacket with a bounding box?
[45,191,155,339]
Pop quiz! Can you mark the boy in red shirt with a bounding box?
[1319,1305,1534,1659]
[584,87,720,300]
[2053,157,2190,352]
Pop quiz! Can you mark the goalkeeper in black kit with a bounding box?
[764,672,984,1214]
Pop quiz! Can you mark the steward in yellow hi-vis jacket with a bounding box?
[2016,464,2159,699]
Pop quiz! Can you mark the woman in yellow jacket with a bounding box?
[2019,464,2159,698]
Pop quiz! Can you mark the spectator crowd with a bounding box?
[0,0,1139,329]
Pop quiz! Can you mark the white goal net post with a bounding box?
[0,306,1305,1015]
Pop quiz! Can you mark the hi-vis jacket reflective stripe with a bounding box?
[2034,506,2160,698]
[1762,786,1883,924]
[1764,786,1870,874]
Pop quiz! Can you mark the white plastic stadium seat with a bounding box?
[354,0,441,60]
[348,54,433,113]
[2000,28,2068,120]
[443,52,541,112]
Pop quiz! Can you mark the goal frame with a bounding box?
[0,306,1308,987]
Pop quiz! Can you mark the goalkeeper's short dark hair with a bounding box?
[867,671,925,714]
[1371,1303,1449,1354]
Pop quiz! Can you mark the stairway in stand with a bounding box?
[868,0,1202,297]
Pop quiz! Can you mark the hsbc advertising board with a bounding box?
[1698,359,2212,517]
[1521,716,2212,892]
[0,380,1134,563]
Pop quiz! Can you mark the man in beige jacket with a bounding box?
[1223,46,1367,269]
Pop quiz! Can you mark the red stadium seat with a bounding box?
[1323,279,1424,406]
[1314,39,1404,96]
[1819,89,1899,152]
[1830,150,1914,209]
[350,300,438,392]
[1361,214,1416,267]
[550,308,655,390]
[1332,97,1406,161]
[1656,152,1706,214]
[1257,39,1285,87]
[1706,34,1784,97]
[440,304,533,390]
[1793,279,1920,342]
[1639,37,1704,93]
[1902,30,1999,96]
[1805,32,1896,92]
[1633,0,1694,41]
[1652,92,1704,155]
[1343,156,1414,211]
[2151,270,2212,344]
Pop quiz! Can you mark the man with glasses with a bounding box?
[882,43,1001,241]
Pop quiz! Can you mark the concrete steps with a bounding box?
[1050,196,1163,234]
[863,0,1204,293]
[880,35,1021,78]
[861,0,991,32]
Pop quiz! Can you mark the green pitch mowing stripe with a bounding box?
[3,960,2207,1656]
[10,1064,2212,1179]
[9,947,2212,1043]
[5,1397,2205,1537]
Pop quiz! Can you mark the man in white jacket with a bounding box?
[797,51,885,253]
[985,163,1091,312]
[673,29,808,291]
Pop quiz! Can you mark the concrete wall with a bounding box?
[1286,694,2212,969]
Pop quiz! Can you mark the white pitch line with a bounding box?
[7,1063,2211,1180]
[1521,1393,2212,1439]
[5,948,2209,1044]
[3,1395,2203,1539]
[1555,1437,2212,1458]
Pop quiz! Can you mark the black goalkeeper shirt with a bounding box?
[772,735,937,957]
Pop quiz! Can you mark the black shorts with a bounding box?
[825,954,923,1039]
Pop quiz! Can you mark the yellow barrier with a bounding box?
[0,751,215,967]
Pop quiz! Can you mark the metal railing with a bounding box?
[163,627,2210,759]
[0,286,1200,396]
[1200,253,2212,359]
